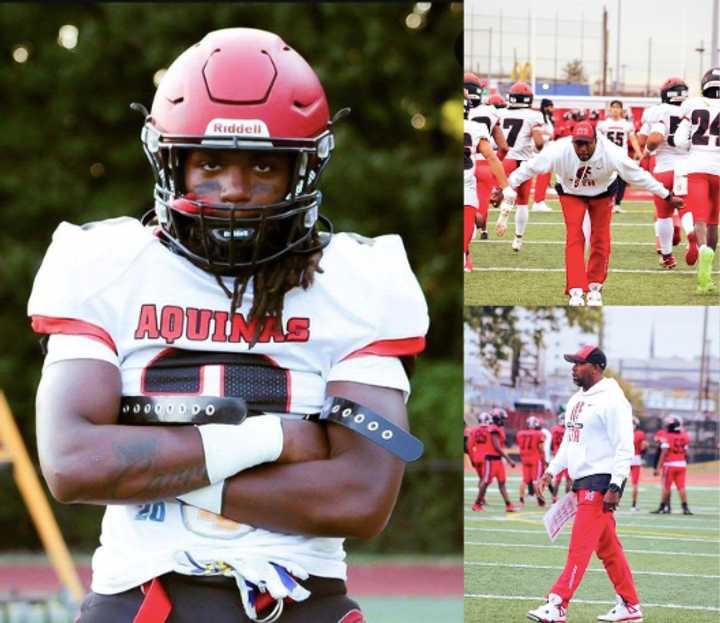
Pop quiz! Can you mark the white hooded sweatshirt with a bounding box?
[548,377,634,487]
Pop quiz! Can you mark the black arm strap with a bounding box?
[119,395,423,463]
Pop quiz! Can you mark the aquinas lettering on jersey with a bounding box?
[134,303,310,345]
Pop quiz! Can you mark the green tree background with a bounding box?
[0,4,463,554]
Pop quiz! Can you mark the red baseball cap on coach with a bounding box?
[563,344,607,369]
[572,121,596,143]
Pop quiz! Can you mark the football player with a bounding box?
[497,121,684,305]
[516,416,547,507]
[498,81,545,251]
[637,77,698,270]
[28,29,428,623]
[475,408,517,512]
[652,416,693,515]
[674,67,720,294]
[596,100,643,214]
[468,411,492,511]
[464,77,515,271]
[532,98,556,213]
[629,417,648,511]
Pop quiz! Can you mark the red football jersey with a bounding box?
[484,424,505,457]
[633,430,646,456]
[662,430,690,463]
[468,425,490,463]
[550,424,565,455]
[517,428,545,462]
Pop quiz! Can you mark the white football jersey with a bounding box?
[638,103,688,173]
[596,118,635,153]
[502,107,544,161]
[464,119,490,207]
[467,104,501,161]
[28,218,429,594]
[675,96,720,175]
[508,135,669,198]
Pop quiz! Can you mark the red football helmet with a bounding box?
[659,77,688,104]
[464,72,487,110]
[135,28,344,273]
[490,407,508,425]
[508,81,533,108]
[526,416,541,430]
[487,93,507,108]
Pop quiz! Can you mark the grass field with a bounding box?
[465,198,720,306]
[464,469,720,622]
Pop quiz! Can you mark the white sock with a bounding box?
[515,205,529,236]
[582,212,591,252]
[656,217,674,255]
[681,211,694,236]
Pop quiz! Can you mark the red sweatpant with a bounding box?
[534,172,552,202]
[560,193,614,292]
[550,489,639,607]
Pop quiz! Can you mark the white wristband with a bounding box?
[197,415,283,484]
[177,481,225,514]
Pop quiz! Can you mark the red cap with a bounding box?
[572,121,596,143]
[563,345,607,368]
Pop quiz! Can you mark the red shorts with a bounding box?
[662,466,687,490]
[522,459,545,485]
[481,458,507,485]
[555,468,570,482]
[502,159,532,204]
[630,465,641,486]
[687,172,720,225]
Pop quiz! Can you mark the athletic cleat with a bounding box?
[512,236,523,252]
[471,502,486,512]
[527,594,566,623]
[568,288,585,306]
[586,283,603,307]
[495,203,511,237]
[661,254,677,270]
[464,253,472,273]
[596,595,643,622]
[480,230,488,240]
[631,506,639,512]
[612,205,625,214]
[505,504,518,513]
[682,505,694,515]
[696,246,716,294]
[531,201,552,212]
[650,507,670,514]
[538,498,546,507]
[685,232,698,265]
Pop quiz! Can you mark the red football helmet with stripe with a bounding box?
[659,77,688,104]
[508,81,533,108]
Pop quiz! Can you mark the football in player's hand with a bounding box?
[489,186,503,207]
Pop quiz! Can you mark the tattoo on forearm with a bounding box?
[109,438,206,500]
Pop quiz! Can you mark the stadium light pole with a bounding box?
[696,41,706,86]
[530,0,537,95]
[698,307,709,412]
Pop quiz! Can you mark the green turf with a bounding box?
[359,597,462,622]
[464,474,720,622]
[465,199,720,305]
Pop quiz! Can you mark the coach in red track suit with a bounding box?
[527,346,642,623]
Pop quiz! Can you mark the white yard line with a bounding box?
[464,561,720,580]
[463,593,720,612]
[465,540,720,557]
[472,239,658,246]
[468,267,720,275]
[463,526,719,543]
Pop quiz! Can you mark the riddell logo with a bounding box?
[205,119,269,137]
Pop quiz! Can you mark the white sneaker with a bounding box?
[631,506,639,512]
[597,595,643,622]
[612,205,625,214]
[512,236,523,252]
[568,288,585,306]
[532,201,552,212]
[587,283,603,307]
[495,203,511,237]
[528,593,567,622]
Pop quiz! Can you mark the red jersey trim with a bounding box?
[340,336,426,361]
[30,315,117,355]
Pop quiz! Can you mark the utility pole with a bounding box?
[713,0,719,67]
[696,41,706,86]
[646,37,652,96]
[614,0,622,93]
[698,307,709,412]
[488,27,493,82]
[602,7,609,95]
[499,9,504,75]
[554,10,559,85]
